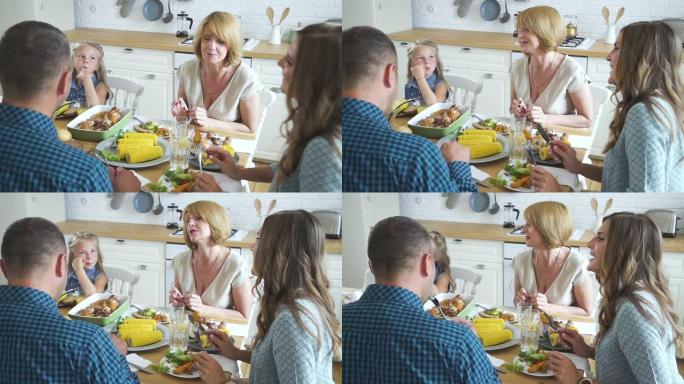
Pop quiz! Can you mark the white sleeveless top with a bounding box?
[172,249,248,310]
[179,57,261,123]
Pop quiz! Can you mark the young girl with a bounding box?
[430,231,455,293]
[404,40,449,106]
[67,41,109,107]
[65,232,108,297]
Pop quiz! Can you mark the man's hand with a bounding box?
[440,140,470,163]
[109,334,128,355]
[109,167,141,192]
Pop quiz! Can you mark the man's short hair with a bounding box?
[1,217,66,278]
[0,21,71,101]
[342,26,397,90]
[367,216,432,278]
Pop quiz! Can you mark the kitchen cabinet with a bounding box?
[0,0,74,34]
[326,253,343,323]
[446,238,504,306]
[663,252,684,326]
[669,277,684,328]
[343,0,412,34]
[251,58,288,162]
[587,57,617,158]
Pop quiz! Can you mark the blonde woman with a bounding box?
[404,40,448,106]
[197,23,341,192]
[510,6,593,128]
[513,201,594,316]
[67,41,110,106]
[171,11,261,134]
[545,21,684,192]
[429,231,455,293]
[168,201,251,319]
[66,231,108,296]
[549,213,682,384]
[195,210,341,384]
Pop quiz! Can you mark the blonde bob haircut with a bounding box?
[517,6,565,54]
[193,11,243,66]
[182,201,232,249]
[524,201,573,248]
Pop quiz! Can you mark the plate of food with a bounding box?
[407,103,472,139]
[473,318,520,351]
[95,132,170,169]
[478,307,516,322]
[66,105,132,142]
[158,351,200,378]
[188,141,240,172]
[436,129,510,164]
[472,117,510,135]
[131,307,170,324]
[497,161,535,192]
[423,292,474,319]
[67,293,130,326]
[117,317,170,352]
[512,349,553,377]
[133,119,171,139]
[188,318,230,352]
[538,312,575,352]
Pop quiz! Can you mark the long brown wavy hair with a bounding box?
[251,210,341,355]
[273,23,341,187]
[604,21,684,154]
[594,212,680,347]
[429,231,455,290]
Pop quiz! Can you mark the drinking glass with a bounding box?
[170,118,190,171]
[170,307,189,353]
[509,116,528,165]
[519,307,540,352]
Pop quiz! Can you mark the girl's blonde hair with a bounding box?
[406,40,447,85]
[523,201,573,249]
[182,201,232,249]
[252,210,341,356]
[273,23,341,186]
[429,231,455,291]
[194,11,243,66]
[67,231,104,273]
[72,40,110,96]
[594,212,681,348]
[516,6,565,54]
[604,21,684,154]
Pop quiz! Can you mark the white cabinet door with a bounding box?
[454,260,503,307]
[470,70,511,117]
[130,70,173,120]
[121,261,165,308]
[326,254,343,323]
[668,277,684,327]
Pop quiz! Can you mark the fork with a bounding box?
[428,296,449,319]
[93,149,110,167]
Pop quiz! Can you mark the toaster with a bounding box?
[312,210,342,239]
[645,209,680,238]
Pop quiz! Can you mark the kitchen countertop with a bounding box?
[56,220,342,254]
[388,28,614,59]
[418,220,684,253]
[63,28,289,60]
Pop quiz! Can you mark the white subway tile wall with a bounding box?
[411,0,684,41]
[74,0,341,41]
[65,193,341,231]
[399,193,684,233]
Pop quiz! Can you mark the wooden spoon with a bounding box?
[279,7,290,25]
[591,198,598,216]
[603,198,613,215]
[254,199,262,216]
[614,7,625,24]
[266,7,274,25]
[601,7,609,25]
[267,199,277,215]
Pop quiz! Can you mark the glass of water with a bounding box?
[519,307,540,352]
[509,116,528,165]
[170,118,190,171]
[169,307,189,353]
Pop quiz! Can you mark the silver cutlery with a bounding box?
[493,365,509,374]
[128,360,154,374]
[428,296,449,319]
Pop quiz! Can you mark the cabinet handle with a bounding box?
[145,74,156,80]
[107,70,112,74]
[475,264,486,270]
[123,48,134,54]
[115,239,127,245]
[461,48,471,53]
[270,86,282,93]
[400,42,409,47]
[483,73,493,79]
[452,239,462,243]
[136,265,147,271]
[444,69,451,73]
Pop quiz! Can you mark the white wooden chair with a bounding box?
[104,265,140,298]
[231,88,277,164]
[567,84,612,157]
[106,75,145,114]
[449,266,483,296]
[443,74,483,111]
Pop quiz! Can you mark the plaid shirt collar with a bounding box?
[359,284,424,310]
[0,103,57,138]
[342,97,390,128]
[0,285,57,312]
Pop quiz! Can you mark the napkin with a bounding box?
[131,171,150,188]
[126,353,152,372]
[562,352,590,373]
[212,355,241,378]
[470,166,491,182]
[487,353,506,367]
[212,172,245,192]
[537,165,581,191]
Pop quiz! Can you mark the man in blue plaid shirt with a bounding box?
[0,21,140,192]
[342,26,477,192]
[343,216,499,383]
[0,218,139,383]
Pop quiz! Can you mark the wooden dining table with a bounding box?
[389,115,587,192]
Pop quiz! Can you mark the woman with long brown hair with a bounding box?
[195,210,341,383]
[537,21,684,192]
[195,23,341,192]
[549,212,682,383]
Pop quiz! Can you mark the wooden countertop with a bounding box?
[418,220,684,253]
[388,28,612,59]
[56,220,342,254]
[63,28,289,60]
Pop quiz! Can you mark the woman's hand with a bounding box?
[207,330,242,360]
[530,166,562,192]
[548,352,582,384]
[549,140,582,174]
[194,352,229,384]
[205,146,241,180]
[169,286,184,307]
[558,328,594,358]
[72,257,85,272]
[193,173,223,192]
[410,65,426,80]
[184,292,203,311]
[530,292,549,312]
[510,98,527,117]
[172,97,189,118]
[189,105,210,127]
[515,288,530,305]
[527,105,547,124]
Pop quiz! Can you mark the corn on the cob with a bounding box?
[123,132,157,141]
[117,137,156,147]
[462,129,496,138]
[126,145,163,163]
[463,142,503,159]
[128,329,163,347]
[473,318,506,326]
[479,329,513,346]
[474,323,505,332]
[122,318,157,326]
[457,136,494,145]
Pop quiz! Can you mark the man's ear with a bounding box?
[0,259,7,279]
[56,69,71,99]
[55,252,68,278]
[419,252,433,278]
[382,62,398,89]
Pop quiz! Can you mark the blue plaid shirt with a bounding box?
[342,97,476,192]
[0,103,112,191]
[0,285,139,384]
[343,284,499,384]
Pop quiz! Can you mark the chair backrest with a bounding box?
[449,266,483,296]
[104,265,140,298]
[568,84,612,152]
[231,87,277,161]
[106,76,145,114]
[443,74,483,110]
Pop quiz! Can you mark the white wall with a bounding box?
[74,0,341,40]
[65,192,341,231]
[411,0,684,41]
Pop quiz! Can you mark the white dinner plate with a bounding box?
[513,354,554,377]
[125,323,170,352]
[95,136,170,169]
[160,356,200,379]
[436,133,510,164]
[497,169,535,193]
[483,323,520,351]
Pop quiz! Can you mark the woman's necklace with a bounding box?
[529,52,559,95]
[534,247,565,293]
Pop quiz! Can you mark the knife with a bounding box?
[128,360,155,374]
[535,122,552,144]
